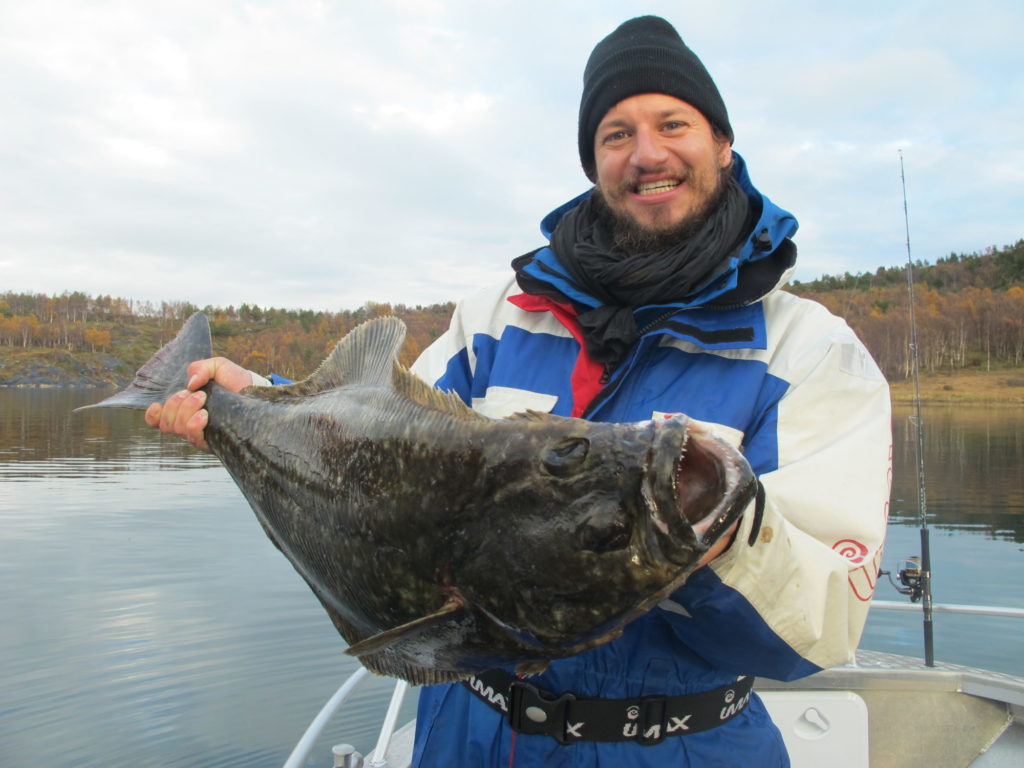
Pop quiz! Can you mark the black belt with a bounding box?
[463,668,754,745]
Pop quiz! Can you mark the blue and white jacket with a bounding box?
[408,156,892,767]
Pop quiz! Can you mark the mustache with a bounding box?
[592,165,733,255]
[614,168,688,194]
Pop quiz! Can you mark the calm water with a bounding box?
[1,390,1022,767]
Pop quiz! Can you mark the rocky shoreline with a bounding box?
[0,353,130,389]
[4,353,1022,404]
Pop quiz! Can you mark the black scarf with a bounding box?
[519,177,752,368]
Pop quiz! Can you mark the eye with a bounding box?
[600,129,630,145]
[541,437,590,477]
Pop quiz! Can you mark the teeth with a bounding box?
[636,180,680,195]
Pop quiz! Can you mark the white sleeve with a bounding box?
[710,306,892,671]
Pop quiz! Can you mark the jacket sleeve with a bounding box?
[661,300,892,681]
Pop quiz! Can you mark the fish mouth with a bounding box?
[643,415,756,566]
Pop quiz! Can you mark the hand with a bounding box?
[144,357,252,452]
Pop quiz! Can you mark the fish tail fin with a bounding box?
[74,312,214,412]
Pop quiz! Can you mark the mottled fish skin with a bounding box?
[78,313,756,684]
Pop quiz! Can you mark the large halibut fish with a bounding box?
[79,313,756,684]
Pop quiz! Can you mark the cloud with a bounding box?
[1,0,1022,311]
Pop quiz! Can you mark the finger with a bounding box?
[210,357,252,392]
[173,390,207,436]
[185,359,218,390]
[186,409,211,453]
[186,357,252,393]
[159,390,190,433]
[144,402,162,427]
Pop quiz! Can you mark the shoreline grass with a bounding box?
[888,368,1024,405]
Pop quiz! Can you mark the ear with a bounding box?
[717,139,733,169]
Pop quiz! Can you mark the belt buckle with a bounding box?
[508,680,577,745]
[635,696,668,746]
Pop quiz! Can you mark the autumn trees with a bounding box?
[2,238,1022,382]
[791,240,1024,378]
[0,289,454,379]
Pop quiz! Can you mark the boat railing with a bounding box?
[283,600,1023,767]
[282,666,410,768]
[871,600,1024,619]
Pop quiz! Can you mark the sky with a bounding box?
[2,0,1021,313]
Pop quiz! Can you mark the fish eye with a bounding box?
[541,437,590,477]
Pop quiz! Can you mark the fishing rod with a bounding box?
[897,149,935,667]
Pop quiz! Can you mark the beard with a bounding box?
[593,164,733,255]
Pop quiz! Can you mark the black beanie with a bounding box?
[578,16,733,181]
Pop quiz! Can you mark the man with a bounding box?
[148,16,891,767]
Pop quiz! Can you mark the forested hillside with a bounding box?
[790,240,1024,379]
[2,238,1022,386]
[0,296,454,386]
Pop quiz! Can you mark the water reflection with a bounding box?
[1,389,416,768]
[0,389,220,477]
[890,404,1024,542]
[1,390,1021,767]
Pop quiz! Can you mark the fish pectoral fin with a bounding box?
[344,599,464,658]
[514,660,550,678]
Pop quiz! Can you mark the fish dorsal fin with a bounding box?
[243,315,485,421]
[391,362,485,422]
[246,316,407,400]
[306,315,405,390]
[505,409,551,422]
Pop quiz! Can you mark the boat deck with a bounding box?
[756,650,1024,767]
[308,649,1024,768]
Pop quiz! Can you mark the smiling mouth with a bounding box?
[635,179,681,196]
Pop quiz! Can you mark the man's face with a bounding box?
[593,93,732,242]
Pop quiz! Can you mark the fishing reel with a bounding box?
[880,556,925,603]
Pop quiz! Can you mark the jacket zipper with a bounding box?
[584,308,678,417]
[584,303,754,417]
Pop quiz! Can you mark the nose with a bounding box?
[630,125,669,170]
